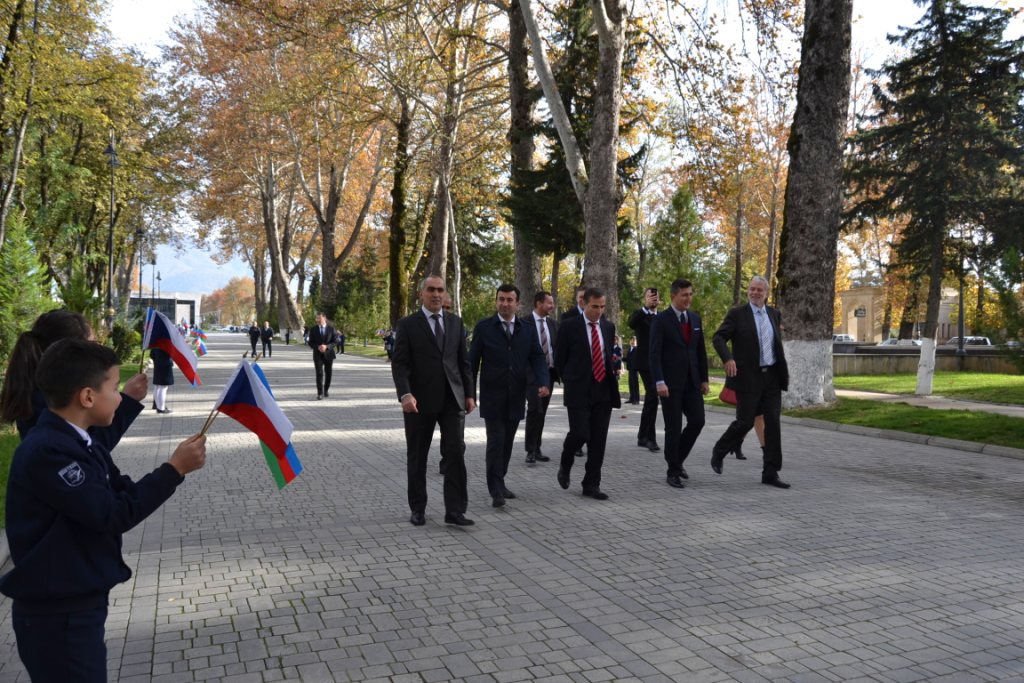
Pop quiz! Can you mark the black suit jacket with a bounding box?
[712,304,789,394]
[649,308,709,392]
[559,306,582,322]
[391,309,474,413]
[554,315,621,409]
[308,325,336,360]
[627,308,657,372]
[469,315,549,421]
[523,314,558,385]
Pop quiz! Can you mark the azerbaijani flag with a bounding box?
[214,360,303,488]
[193,337,208,357]
[190,328,208,340]
[142,308,201,385]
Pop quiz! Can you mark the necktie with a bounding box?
[539,319,551,366]
[503,320,513,340]
[431,314,445,350]
[757,309,774,365]
[590,321,606,382]
[680,311,691,344]
[320,326,325,339]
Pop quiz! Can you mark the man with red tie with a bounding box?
[553,287,621,500]
[649,278,709,489]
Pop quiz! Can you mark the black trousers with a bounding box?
[660,385,706,476]
[714,366,783,475]
[637,368,659,443]
[250,337,258,354]
[560,400,613,491]
[313,352,333,395]
[524,377,554,454]
[628,367,640,402]
[262,339,272,356]
[484,417,520,496]
[13,600,108,683]
[404,391,468,514]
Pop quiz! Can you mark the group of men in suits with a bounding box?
[389,273,791,527]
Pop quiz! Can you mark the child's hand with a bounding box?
[169,434,206,476]
[122,373,149,401]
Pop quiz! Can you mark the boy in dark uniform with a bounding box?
[0,338,207,682]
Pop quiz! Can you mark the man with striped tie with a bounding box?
[554,287,621,500]
[710,276,791,488]
[524,291,558,465]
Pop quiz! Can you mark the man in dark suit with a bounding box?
[628,287,661,452]
[559,286,587,321]
[307,312,335,400]
[247,322,260,357]
[711,276,791,489]
[470,284,550,508]
[392,274,477,526]
[650,278,709,488]
[554,287,621,500]
[524,291,558,464]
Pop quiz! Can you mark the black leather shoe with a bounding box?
[679,466,688,479]
[444,513,475,526]
[582,488,609,500]
[711,452,725,475]
[323,390,329,398]
[647,441,661,452]
[492,496,505,508]
[409,512,426,526]
[525,452,536,464]
[574,449,584,458]
[317,394,323,400]
[762,476,791,489]
[157,408,173,414]
[557,467,569,489]
[666,475,685,489]
[733,445,747,460]
[534,452,550,462]
[502,489,517,499]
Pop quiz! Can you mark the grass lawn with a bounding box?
[786,397,1024,450]
[343,343,389,361]
[833,372,1024,405]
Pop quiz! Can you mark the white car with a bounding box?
[877,338,922,346]
[832,334,856,343]
[945,336,992,346]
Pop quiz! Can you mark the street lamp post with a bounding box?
[135,227,144,312]
[150,255,156,310]
[103,132,119,331]
[156,271,161,304]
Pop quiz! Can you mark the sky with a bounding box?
[105,0,1021,294]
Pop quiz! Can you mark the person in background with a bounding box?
[247,322,259,357]
[524,291,558,465]
[260,321,274,358]
[628,287,662,453]
[151,346,174,415]
[625,336,640,404]
[308,312,336,400]
[0,310,147,446]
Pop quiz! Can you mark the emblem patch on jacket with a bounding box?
[58,462,86,487]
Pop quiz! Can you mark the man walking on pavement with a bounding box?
[649,278,709,488]
[524,291,558,465]
[392,275,477,526]
[628,287,661,453]
[710,275,791,489]
[470,284,549,508]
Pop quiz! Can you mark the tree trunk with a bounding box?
[259,160,302,330]
[0,0,37,250]
[915,229,945,395]
[775,0,853,408]
[448,189,462,315]
[732,179,744,305]
[584,0,626,322]
[316,162,343,315]
[388,96,411,325]
[509,0,541,315]
[550,252,561,312]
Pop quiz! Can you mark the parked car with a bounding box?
[944,336,992,346]
[877,338,922,346]
[832,334,856,343]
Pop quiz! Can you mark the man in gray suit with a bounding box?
[392,275,477,526]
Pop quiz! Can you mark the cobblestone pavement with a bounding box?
[2,333,1023,683]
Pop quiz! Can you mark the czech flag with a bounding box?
[214,360,303,488]
[142,308,201,385]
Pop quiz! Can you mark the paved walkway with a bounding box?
[2,334,1024,682]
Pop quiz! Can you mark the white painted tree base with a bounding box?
[782,339,836,409]
[915,338,936,395]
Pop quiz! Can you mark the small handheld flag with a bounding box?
[213,360,303,488]
[142,308,201,385]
